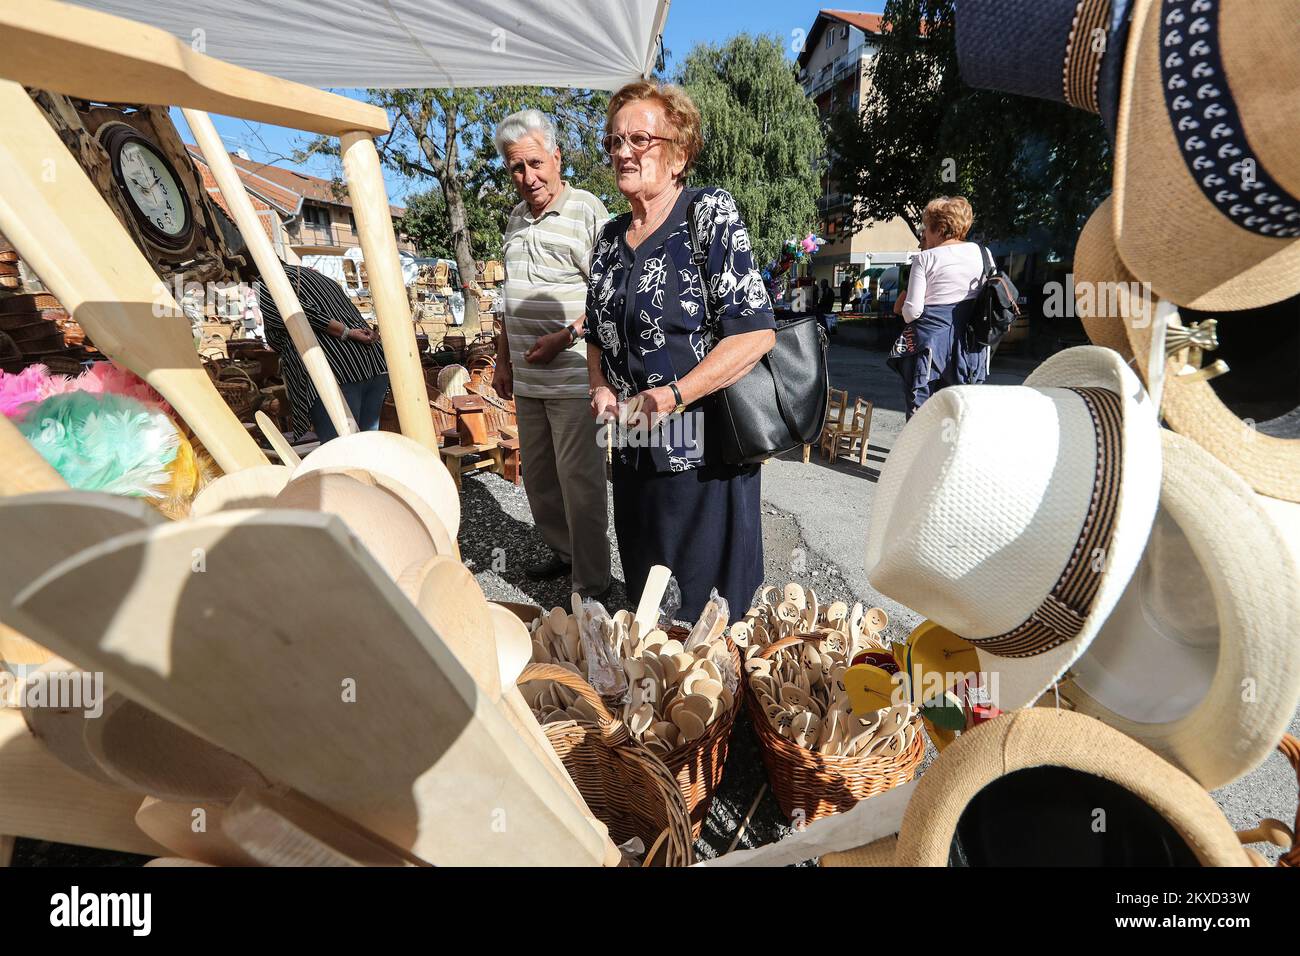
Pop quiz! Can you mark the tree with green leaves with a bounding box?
[679,34,823,267]
[829,0,1111,256]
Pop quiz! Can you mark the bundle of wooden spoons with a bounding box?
[521,593,738,757]
[735,583,917,758]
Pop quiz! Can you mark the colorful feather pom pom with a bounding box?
[0,364,51,419]
[17,391,180,498]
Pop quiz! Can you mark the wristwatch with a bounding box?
[668,381,686,415]
[566,323,580,345]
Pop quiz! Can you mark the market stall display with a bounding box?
[736,583,925,822]
[519,587,742,840]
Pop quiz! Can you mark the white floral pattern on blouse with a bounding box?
[586,187,775,473]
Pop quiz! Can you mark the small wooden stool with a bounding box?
[440,442,505,490]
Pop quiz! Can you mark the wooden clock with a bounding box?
[98,122,195,253]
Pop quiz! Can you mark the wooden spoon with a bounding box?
[255,411,302,468]
[190,465,292,517]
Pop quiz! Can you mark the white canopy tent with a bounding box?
[66,0,670,92]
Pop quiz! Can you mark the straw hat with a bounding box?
[1063,430,1300,790]
[956,0,1135,135]
[865,346,1161,711]
[822,708,1253,866]
[1076,196,1300,501]
[1113,0,1300,310]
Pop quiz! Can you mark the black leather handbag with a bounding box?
[687,196,830,466]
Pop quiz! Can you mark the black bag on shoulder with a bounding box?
[967,246,1021,350]
[687,195,829,466]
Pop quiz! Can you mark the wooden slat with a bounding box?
[0,0,390,136]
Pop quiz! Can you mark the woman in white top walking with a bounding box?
[889,196,989,417]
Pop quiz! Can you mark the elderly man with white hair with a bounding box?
[493,108,611,599]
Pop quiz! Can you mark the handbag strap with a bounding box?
[980,245,998,280]
[686,193,813,443]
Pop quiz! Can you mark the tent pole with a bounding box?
[339,132,437,451]
[184,109,356,439]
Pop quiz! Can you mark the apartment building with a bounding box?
[798,10,917,288]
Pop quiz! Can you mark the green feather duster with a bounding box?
[17,392,180,498]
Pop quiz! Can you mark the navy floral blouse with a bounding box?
[585,186,775,473]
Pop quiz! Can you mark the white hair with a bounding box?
[494,109,558,161]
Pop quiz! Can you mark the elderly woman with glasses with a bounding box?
[585,80,776,621]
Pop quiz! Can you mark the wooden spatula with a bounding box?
[0,80,267,473]
[14,509,612,866]
[255,411,302,468]
[84,693,269,805]
[221,786,429,867]
[635,565,673,633]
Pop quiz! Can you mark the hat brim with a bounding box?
[1067,430,1300,789]
[824,709,1251,867]
[1113,0,1300,311]
[966,346,1162,712]
[1077,196,1300,501]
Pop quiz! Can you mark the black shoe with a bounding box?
[525,553,572,580]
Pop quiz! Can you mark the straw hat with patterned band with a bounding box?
[821,708,1256,866]
[1061,429,1300,791]
[1076,196,1300,501]
[1114,0,1300,311]
[865,346,1161,712]
[957,0,1135,136]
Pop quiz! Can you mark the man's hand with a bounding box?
[524,329,569,366]
[346,327,377,345]
[492,359,513,400]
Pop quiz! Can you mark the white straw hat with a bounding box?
[865,346,1162,711]
[1064,429,1300,789]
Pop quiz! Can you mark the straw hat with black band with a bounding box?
[961,0,1300,311]
[865,346,1161,712]
[1114,0,1300,311]
[1062,429,1300,791]
[822,708,1256,866]
[1076,196,1300,501]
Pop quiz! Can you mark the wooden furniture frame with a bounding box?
[818,390,874,466]
[0,0,437,458]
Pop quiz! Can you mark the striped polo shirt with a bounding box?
[502,184,608,399]
[257,265,388,436]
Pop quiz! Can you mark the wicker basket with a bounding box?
[519,663,695,866]
[204,359,263,422]
[657,635,743,838]
[744,634,926,823]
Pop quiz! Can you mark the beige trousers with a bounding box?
[514,395,610,595]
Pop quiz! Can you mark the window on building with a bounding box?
[826,28,834,48]
[349,212,357,231]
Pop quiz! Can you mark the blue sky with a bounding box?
[173,2,885,204]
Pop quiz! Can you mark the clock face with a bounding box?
[118,140,188,238]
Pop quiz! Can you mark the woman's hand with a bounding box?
[347,327,377,345]
[589,385,617,422]
[632,386,677,427]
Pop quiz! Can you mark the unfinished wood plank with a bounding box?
[0,491,160,674]
[0,0,390,137]
[0,81,268,473]
[0,834,14,867]
[0,708,168,857]
[187,108,354,437]
[341,131,436,450]
[15,509,613,866]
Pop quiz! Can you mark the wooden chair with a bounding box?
[821,395,873,466]
[805,389,848,463]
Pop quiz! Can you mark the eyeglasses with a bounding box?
[601,130,677,155]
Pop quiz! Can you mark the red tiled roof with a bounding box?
[821,10,886,34]
[185,144,405,219]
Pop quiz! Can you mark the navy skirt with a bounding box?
[612,458,763,624]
